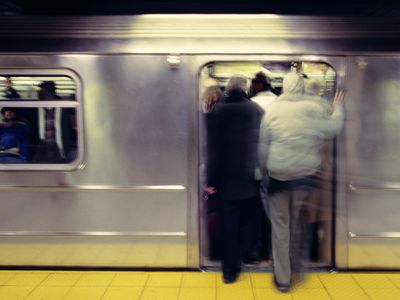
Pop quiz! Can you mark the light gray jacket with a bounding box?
[251,90,276,112]
[258,91,344,181]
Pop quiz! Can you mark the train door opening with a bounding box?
[198,60,338,271]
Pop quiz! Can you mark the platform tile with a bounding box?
[181,272,216,288]
[146,272,183,287]
[179,287,216,300]
[140,287,180,300]
[102,286,144,300]
[0,286,34,300]
[63,286,107,300]
[110,272,148,287]
[25,286,71,300]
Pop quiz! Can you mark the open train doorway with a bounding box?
[198,60,338,271]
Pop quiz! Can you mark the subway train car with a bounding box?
[0,15,399,270]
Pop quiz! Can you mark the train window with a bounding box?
[200,61,336,100]
[0,72,82,170]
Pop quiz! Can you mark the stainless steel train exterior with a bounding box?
[0,15,399,269]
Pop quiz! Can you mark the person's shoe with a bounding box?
[222,273,237,284]
[273,276,290,293]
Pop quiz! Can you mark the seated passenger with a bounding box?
[0,107,29,163]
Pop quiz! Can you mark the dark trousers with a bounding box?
[221,196,260,275]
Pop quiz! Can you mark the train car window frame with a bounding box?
[0,68,83,171]
[198,59,338,268]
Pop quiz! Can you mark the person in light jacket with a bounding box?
[258,72,345,292]
[250,71,276,112]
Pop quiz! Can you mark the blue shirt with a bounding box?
[0,122,29,159]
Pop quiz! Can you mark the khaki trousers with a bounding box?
[269,188,312,285]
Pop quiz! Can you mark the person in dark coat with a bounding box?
[207,74,263,284]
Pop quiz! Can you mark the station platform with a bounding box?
[0,270,398,299]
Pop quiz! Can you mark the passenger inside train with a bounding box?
[0,107,29,163]
[3,77,20,99]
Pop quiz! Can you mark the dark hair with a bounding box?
[252,72,270,90]
[249,71,271,97]
[1,107,18,115]
[39,81,57,95]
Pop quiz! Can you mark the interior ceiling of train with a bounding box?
[2,0,400,16]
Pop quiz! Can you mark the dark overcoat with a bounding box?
[208,88,263,200]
